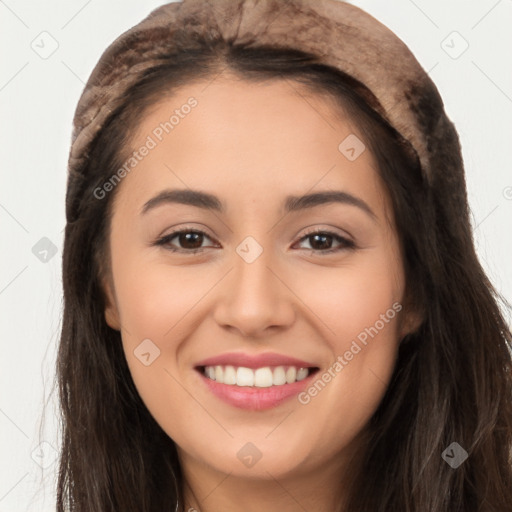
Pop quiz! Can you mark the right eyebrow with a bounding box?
[141,189,223,215]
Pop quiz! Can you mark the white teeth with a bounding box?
[223,365,236,385]
[296,368,309,381]
[285,366,296,384]
[236,367,254,386]
[254,367,273,388]
[272,366,287,385]
[202,365,313,387]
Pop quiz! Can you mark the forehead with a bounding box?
[114,76,390,219]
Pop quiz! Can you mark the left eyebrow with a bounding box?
[283,191,377,220]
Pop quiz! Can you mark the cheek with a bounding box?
[292,246,404,346]
[288,251,404,452]
[297,249,402,421]
[113,253,212,340]
[111,254,216,396]
[113,260,210,433]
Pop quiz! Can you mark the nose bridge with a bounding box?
[213,235,295,336]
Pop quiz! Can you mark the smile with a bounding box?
[195,364,320,411]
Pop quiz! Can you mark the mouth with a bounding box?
[194,364,320,411]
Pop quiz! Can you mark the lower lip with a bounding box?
[197,369,318,411]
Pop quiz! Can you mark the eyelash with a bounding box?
[153,227,356,255]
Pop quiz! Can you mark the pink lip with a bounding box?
[197,369,318,411]
[195,351,317,369]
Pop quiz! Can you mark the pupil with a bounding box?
[180,232,203,249]
[311,234,331,250]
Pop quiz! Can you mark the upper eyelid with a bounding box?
[299,225,353,240]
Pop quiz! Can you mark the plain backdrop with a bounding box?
[1,0,511,510]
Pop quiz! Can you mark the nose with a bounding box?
[212,242,296,339]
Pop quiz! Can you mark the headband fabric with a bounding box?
[67,0,466,221]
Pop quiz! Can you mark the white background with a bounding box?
[1,0,511,510]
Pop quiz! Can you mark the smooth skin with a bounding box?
[103,73,420,512]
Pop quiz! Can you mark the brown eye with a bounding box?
[295,230,355,254]
[175,231,204,249]
[155,229,217,253]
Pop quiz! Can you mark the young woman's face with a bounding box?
[103,76,416,482]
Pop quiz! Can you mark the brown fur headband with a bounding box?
[67,0,466,221]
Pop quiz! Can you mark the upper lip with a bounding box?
[195,352,318,369]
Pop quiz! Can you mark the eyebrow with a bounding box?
[141,188,376,220]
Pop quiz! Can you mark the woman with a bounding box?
[57,0,512,510]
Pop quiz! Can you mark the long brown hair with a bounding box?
[56,31,512,512]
